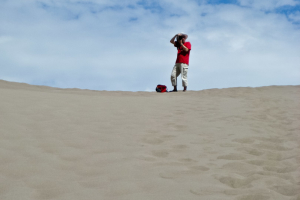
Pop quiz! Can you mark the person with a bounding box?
[170,33,191,92]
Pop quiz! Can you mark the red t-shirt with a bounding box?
[176,41,191,65]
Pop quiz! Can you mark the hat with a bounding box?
[179,32,188,39]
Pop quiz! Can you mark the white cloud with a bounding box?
[0,0,299,91]
[238,0,299,10]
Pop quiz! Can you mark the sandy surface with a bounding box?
[0,80,299,200]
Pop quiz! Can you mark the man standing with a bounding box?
[170,33,191,92]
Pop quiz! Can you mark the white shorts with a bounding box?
[170,63,188,87]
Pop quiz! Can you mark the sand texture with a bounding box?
[0,80,300,200]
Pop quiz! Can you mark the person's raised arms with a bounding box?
[170,34,178,45]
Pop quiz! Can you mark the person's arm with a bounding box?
[170,34,178,45]
[178,41,189,52]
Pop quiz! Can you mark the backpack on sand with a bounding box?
[156,85,168,93]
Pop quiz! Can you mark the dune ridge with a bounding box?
[0,80,299,200]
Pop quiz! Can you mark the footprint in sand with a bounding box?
[79,180,103,188]
[178,158,197,163]
[254,136,283,143]
[254,142,291,151]
[220,143,237,147]
[172,144,188,150]
[146,130,159,134]
[222,162,257,173]
[142,137,164,145]
[152,150,169,158]
[233,138,255,144]
[159,171,178,179]
[271,185,300,196]
[190,187,224,195]
[161,135,176,139]
[174,125,187,131]
[159,167,209,180]
[237,147,264,156]
[137,156,156,162]
[142,134,176,145]
[264,151,298,161]
[28,180,68,199]
[246,159,277,167]
[189,165,210,171]
[290,195,300,200]
[217,154,246,160]
[215,175,257,189]
[236,194,271,200]
[263,165,299,173]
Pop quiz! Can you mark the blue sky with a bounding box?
[1,0,300,91]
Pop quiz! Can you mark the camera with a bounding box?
[177,35,183,41]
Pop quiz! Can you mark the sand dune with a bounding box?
[0,80,299,200]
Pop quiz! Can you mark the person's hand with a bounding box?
[178,39,183,45]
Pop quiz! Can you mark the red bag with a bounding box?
[156,85,168,93]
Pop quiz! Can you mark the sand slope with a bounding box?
[0,80,299,200]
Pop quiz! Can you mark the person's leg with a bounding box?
[170,64,181,91]
[181,63,188,91]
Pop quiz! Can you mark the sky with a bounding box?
[1,0,300,91]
